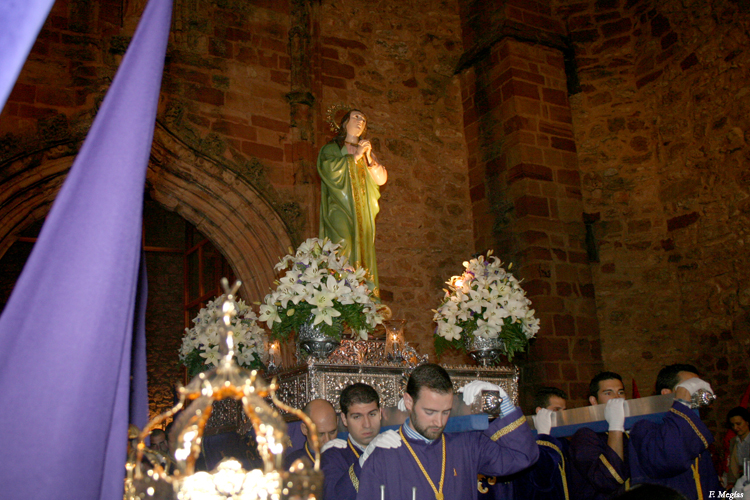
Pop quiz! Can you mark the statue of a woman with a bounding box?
[318,109,387,293]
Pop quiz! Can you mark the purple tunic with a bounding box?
[478,434,569,500]
[321,438,361,500]
[628,401,722,500]
[512,434,570,500]
[285,440,316,470]
[568,428,629,500]
[357,408,538,500]
[477,473,513,500]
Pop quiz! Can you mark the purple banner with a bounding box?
[0,0,56,111]
[0,0,172,497]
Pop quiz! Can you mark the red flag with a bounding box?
[739,381,750,408]
[632,379,641,399]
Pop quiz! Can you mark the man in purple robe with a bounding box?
[514,387,571,500]
[568,371,630,500]
[356,364,538,500]
[320,383,382,500]
[285,399,339,467]
[627,363,721,500]
[477,387,570,500]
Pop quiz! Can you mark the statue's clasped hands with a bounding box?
[356,139,372,162]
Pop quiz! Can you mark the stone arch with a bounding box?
[0,144,76,259]
[148,123,293,302]
[0,124,294,303]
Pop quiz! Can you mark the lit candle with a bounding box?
[269,342,280,367]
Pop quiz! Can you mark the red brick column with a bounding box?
[457,3,603,408]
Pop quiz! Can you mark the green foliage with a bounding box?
[434,335,458,358]
[433,315,531,362]
[259,238,383,343]
[267,298,373,342]
[184,350,266,379]
[433,251,539,363]
[497,318,529,362]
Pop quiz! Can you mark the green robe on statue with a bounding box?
[318,141,381,291]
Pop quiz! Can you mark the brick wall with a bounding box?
[457,1,602,408]
[2,0,748,437]
[0,0,475,406]
[559,0,750,436]
[314,0,474,357]
[143,201,185,418]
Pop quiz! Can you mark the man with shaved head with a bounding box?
[285,399,338,467]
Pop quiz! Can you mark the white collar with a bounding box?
[349,436,367,452]
[403,418,434,443]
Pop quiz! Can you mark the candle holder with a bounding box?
[384,320,406,361]
[125,280,323,500]
[267,340,281,371]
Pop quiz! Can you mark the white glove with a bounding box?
[358,430,401,467]
[397,397,406,412]
[459,380,513,415]
[533,408,553,435]
[732,475,750,495]
[604,398,626,432]
[459,380,503,405]
[321,438,347,453]
[675,377,714,396]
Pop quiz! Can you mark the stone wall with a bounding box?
[2,0,747,436]
[314,0,474,356]
[0,0,475,409]
[558,0,750,434]
[456,0,603,408]
[143,201,185,418]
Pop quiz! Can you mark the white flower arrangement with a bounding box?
[258,237,384,341]
[433,250,540,361]
[179,295,267,377]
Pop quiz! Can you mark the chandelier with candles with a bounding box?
[125,279,323,500]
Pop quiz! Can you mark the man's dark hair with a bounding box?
[726,406,750,427]
[655,363,700,393]
[150,428,166,439]
[533,387,568,409]
[340,383,380,416]
[406,363,453,402]
[588,371,623,399]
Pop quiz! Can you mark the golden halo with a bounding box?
[325,103,353,133]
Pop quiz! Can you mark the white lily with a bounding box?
[310,287,336,309]
[434,251,539,358]
[312,306,341,326]
[438,322,462,341]
[258,304,281,326]
[199,346,221,367]
[260,237,384,343]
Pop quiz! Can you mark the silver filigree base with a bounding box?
[270,361,519,414]
[465,335,505,367]
[297,319,341,360]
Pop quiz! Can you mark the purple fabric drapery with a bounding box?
[0,0,172,498]
[131,252,150,433]
[0,0,56,111]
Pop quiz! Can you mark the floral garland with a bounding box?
[433,250,540,361]
[259,237,384,341]
[179,294,267,377]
